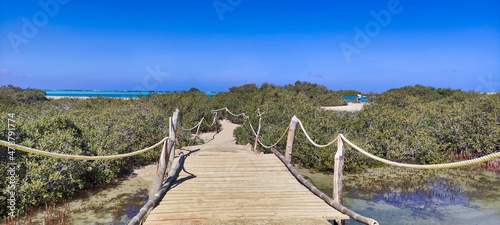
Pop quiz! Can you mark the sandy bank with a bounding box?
[46,96,90,99]
[321,102,365,112]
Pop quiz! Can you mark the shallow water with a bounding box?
[298,165,500,225]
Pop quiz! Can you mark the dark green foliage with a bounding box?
[234,85,499,174]
[0,85,48,108]
[376,85,461,106]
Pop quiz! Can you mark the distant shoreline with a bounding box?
[44,90,219,99]
[321,102,365,112]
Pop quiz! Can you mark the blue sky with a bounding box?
[1,0,499,93]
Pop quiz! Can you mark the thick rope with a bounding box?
[295,116,338,148]
[178,112,218,132]
[204,112,218,126]
[179,118,203,131]
[339,134,500,169]
[0,137,169,160]
[248,120,289,149]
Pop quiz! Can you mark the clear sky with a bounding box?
[1,0,499,93]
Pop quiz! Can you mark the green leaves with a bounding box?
[233,85,499,173]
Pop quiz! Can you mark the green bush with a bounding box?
[234,85,499,173]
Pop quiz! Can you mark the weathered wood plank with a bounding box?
[144,151,348,224]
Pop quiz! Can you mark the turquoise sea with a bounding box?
[44,90,218,98]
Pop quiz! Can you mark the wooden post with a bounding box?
[253,117,262,153]
[149,139,174,200]
[172,109,180,147]
[215,116,219,134]
[333,135,345,204]
[172,109,179,140]
[285,116,299,161]
[167,112,178,174]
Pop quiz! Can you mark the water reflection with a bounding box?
[299,165,500,225]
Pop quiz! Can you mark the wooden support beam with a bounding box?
[333,135,345,205]
[168,110,179,174]
[253,117,262,153]
[271,148,378,225]
[285,116,299,161]
[196,118,203,136]
[172,109,179,144]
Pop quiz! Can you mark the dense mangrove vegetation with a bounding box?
[235,85,500,172]
[1,83,499,218]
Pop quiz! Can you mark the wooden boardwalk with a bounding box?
[144,151,348,224]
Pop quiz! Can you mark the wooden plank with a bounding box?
[285,116,299,161]
[144,150,348,224]
[147,211,348,220]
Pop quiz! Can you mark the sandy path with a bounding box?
[179,119,254,155]
[321,102,365,111]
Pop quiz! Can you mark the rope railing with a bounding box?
[179,119,203,131]
[247,119,289,149]
[0,137,169,160]
[295,116,338,148]
[339,134,500,169]
[242,113,500,169]
[212,107,248,118]
[3,107,498,166]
